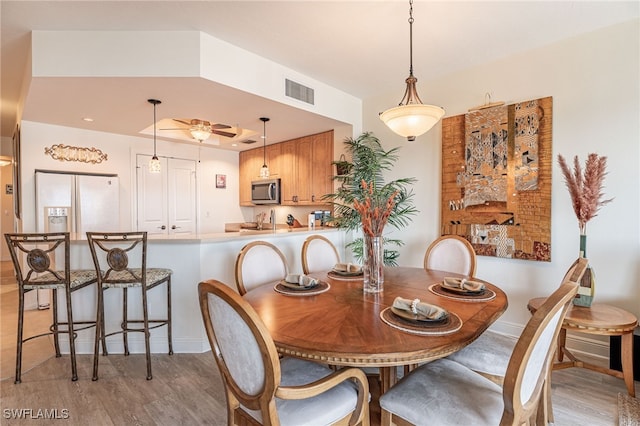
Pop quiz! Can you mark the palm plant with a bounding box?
[323,132,417,265]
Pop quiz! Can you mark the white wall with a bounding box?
[363,20,640,352]
[19,121,243,234]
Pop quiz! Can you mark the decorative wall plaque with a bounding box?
[44,144,108,164]
[441,96,552,261]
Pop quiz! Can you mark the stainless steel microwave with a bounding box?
[251,178,281,204]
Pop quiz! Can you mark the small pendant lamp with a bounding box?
[148,99,162,173]
[259,117,270,178]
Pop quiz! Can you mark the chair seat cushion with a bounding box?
[24,269,97,289]
[102,268,172,288]
[245,357,361,426]
[379,358,503,426]
[447,330,516,377]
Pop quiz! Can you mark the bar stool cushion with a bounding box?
[101,268,172,288]
[26,269,98,289]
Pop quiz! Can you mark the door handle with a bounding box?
[171,225,181,230]
[159,225,166,230]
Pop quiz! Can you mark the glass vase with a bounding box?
[363,234,384,293]
[573,233,596,307]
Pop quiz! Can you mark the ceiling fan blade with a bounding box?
[173,119,191,126]
[211,123,231,129]
[159,127,187,131]
[213,130,236,138]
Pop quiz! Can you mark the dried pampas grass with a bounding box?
[558,153,613,234]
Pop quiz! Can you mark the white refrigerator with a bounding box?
[34,170,120,308]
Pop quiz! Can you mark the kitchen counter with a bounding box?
[64,226,348,356]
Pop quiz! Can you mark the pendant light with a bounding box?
[148,99,162,173]
[379,0,444,141]
[259,117,270,178]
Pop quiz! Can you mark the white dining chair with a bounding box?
[235,240,288,295]
[424,235,476,276]
[198,279,370,425]
[379,279,580,426]
[301,234,340,274]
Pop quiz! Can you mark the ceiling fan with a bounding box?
[161,118,237,142]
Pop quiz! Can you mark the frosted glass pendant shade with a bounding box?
[380,104,445,141]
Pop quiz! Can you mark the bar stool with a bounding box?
[86,231,173,381]
[4,232,98,383]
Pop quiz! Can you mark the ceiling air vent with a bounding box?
[285,79,314,105]
[241,139,257,144]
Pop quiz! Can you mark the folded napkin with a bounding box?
[284,274,319,288]
[392,297,448,320]
[442,277,485,292]
[333,263,362,273]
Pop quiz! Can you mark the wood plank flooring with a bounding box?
[0,261,634,425]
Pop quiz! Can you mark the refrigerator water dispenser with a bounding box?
[44,206,71,233]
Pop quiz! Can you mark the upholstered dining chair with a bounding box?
[301,234,340,274]
[446,257,589,424]
[379,280,580,426]
[5,232,98,383]
[423,235,476,276]
[235,240,288,296]
[199,279,370,426]
[86,231,173,381]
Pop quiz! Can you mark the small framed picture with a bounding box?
[216,174,226,189]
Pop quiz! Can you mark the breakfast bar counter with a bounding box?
[62,227,345,355]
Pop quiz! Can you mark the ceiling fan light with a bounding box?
[380,104,445,141]
[190,125,212,142]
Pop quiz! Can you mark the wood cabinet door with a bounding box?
[239,148,262,206]
[310,131,333,204]
[280,141,297,204]
[295,136,313,204]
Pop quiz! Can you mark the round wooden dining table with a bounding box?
[243,266,508,392]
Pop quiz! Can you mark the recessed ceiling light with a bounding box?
[231,143,237,147]
[82,117,94,122]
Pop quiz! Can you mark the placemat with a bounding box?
[327,271,364,281]
[429,283,496,302]
[380,307,462,336]
[274,281,330,296]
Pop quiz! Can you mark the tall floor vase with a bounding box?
[573,233,596,307]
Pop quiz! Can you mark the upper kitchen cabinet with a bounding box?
[239,143,283,206]
[239,130,333,207]
[281,131,332,205]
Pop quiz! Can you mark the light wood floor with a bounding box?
[0,261,634,425]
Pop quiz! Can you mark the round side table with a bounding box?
[528,298,638,397]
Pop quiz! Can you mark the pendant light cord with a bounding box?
[153,102,157,156]
[263,119,266,166]
[408,0,414,78]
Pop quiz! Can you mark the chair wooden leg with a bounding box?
[52,289,61,357]
[15,288,25,384]
[122,288,130,356]
[167,277,173,355]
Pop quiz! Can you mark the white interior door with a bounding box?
[137,155,196,236]
[167,158,196,235]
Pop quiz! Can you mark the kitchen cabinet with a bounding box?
[239,144,283,206]
[281,132,332,205]
[239,130,333,207]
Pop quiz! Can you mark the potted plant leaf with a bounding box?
[323,132,417,265]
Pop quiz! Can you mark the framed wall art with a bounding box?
[216,174,226,189]
[440,96,552,261]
